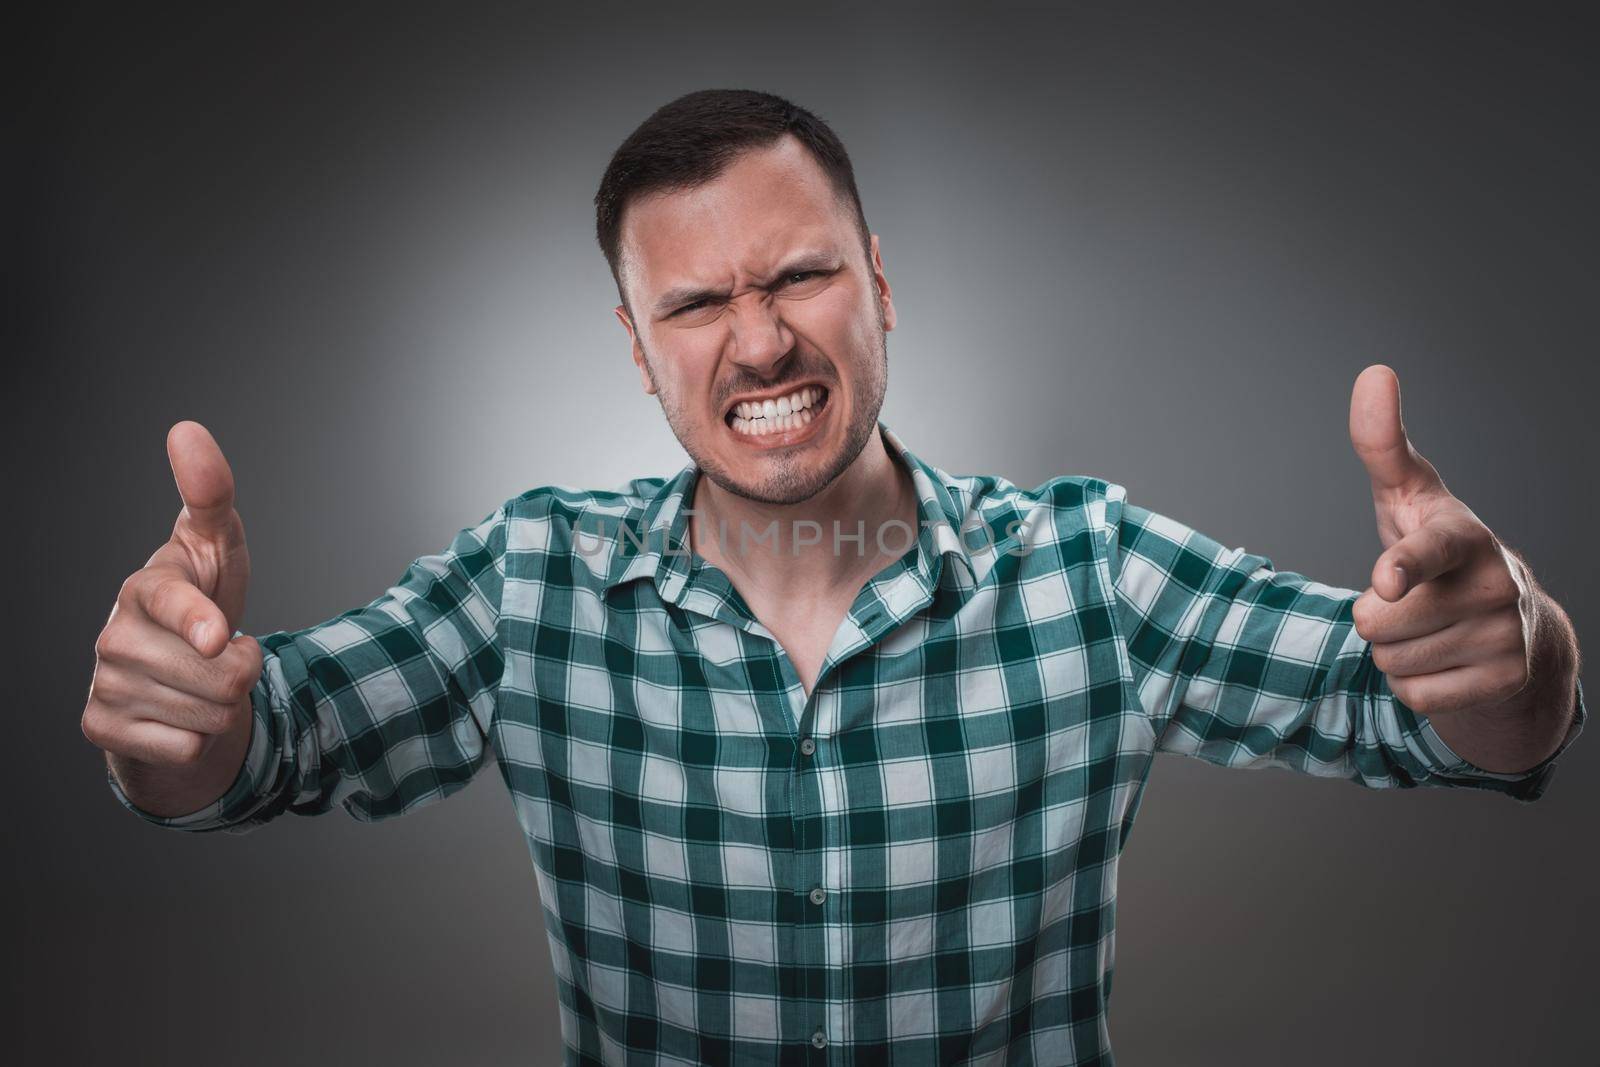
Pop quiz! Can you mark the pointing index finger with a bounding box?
[1372,514,1491,601]
[133,555,231,657]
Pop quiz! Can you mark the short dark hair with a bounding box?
[594,88,872,310]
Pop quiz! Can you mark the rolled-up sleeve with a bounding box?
[109,503,509,833]
[1104,484,1585,800]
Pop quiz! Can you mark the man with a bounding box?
[85,89,1585,1065]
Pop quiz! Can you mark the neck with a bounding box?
[688,428,919,600]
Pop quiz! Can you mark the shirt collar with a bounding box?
[599,420,975,602]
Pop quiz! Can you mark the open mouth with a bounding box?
[725,384,830,438]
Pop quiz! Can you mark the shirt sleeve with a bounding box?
[1102,484,1585,801]
[107,503,510,833]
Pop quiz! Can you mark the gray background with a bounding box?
[13,1,1597,1063]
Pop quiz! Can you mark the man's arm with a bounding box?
[116,502,510,833]
[84,422,263,819]
[88,424,511,834]
[1103,486,1585,799]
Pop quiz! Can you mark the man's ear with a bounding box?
[614,304,657,396]
[869,234,897,332]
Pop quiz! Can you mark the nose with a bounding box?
[726,294,796,376]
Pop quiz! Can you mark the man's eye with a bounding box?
[671,273,823,316]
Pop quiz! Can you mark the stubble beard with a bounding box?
[643,308,889,507]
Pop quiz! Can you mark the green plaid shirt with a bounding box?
[111,422,1585,1066]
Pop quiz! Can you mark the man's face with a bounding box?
[613,135,897,506]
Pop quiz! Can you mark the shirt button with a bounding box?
[808,886,826,906]
[810,1029,828,1049]
[799,737,817,757]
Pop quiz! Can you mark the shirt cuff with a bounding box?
[106,671,279,833]
[1400,676,1587,802]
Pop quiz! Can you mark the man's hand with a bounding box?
[1348,365,1577,772]
[82,421,262,816]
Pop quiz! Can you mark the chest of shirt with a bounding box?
[488,546,1155,884]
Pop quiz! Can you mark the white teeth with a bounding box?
[727,385,827,436]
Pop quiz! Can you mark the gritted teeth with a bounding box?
[727,385,828,436]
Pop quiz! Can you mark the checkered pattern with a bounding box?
[110,422,1585,1065]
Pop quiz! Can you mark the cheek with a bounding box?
[790,289,878,358]
[647,337,718,400]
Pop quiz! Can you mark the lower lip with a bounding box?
[725,393,830,449]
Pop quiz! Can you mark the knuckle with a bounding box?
[168,731,208,766]
[223,658,260,701]
[89,666,125,704]
[218,641,262,701]
[1351,600,1373,638]
[146,576,185,620]
[93,625,120,662]
[116,571,145,606]
[96,624,152,671]
[1390,679,1424,713]
[80,705,112,747]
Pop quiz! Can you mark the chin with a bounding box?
[710,465,837,506]
[704,407,880,508]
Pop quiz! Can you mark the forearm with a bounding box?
[106,697,252,818]
[1424,589,1581,774]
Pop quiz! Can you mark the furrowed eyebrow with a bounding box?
[651,252,841,317]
